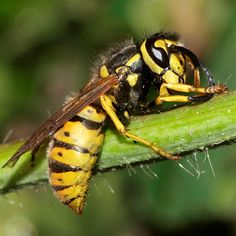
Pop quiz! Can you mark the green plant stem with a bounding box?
[0,92,236,193]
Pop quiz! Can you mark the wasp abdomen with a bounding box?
[48,104,106,214]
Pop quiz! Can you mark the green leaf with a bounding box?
[0,92,235,193]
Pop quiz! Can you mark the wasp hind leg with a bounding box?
[100,95,180,160]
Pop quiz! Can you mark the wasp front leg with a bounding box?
[155,83,227,105]
[100,94,180,160]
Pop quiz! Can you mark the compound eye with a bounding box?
[151,46,169,69]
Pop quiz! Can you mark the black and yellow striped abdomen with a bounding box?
[48,104,106,214]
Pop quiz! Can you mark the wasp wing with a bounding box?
[3,75,118,168]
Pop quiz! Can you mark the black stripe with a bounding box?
[145,37,169,69]
[49,158,82,173]
[63,195,82,205]
[53,138,89,154]
[70,115,103,130]
[51,185,72,191]
[88,103,103,114]
[107,44,137,72]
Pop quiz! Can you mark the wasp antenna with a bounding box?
[199,62,215,87]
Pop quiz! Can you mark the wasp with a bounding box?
[3,32,227,214]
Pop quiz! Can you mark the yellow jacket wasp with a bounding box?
[3,32,227,214]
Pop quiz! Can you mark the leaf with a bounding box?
[0,92,235,193]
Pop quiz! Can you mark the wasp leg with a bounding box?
[193,67,200,88]
[170,45,216,87]
[100,95,180,160]
[161,83,211,94]
[156,94,213,104]
[155,83,223,105]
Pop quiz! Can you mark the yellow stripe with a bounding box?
[125,53,141,66]
[56,185,89,200]
[50,147,97,170]
[100,65,109,78]
[53,122,104,153]
[78,105,106,123]
[154,39,167,52]
[50,171,92,186]
[140,40,163,74]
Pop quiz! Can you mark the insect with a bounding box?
[3,32,227,214]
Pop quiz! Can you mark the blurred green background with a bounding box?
[0,0,236,235]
